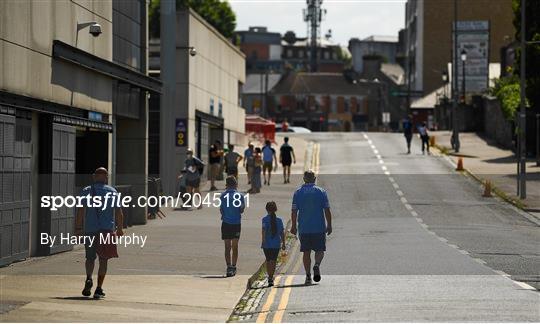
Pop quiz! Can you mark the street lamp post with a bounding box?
[518,0,527,198]
[461,49,467,104]
[451,0,460,153]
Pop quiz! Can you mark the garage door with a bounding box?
[0,114,31,266]
[38,120,76,255]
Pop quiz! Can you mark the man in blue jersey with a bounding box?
[262,140,277,186]
[75,167,124,299]
[220,176,245,277]
[290,170,332,285]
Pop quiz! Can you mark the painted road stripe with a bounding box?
[272,257,303,323]
[513,280,536,290]
[392,183,399,189]
[400,197,408,204]
[256,276,283,323]
[396,190,403,196]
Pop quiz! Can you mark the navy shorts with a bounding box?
[221,222,241,240]
[263,248,280,261]
[299,233,326,252]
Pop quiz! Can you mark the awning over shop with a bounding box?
[245,114,275,142]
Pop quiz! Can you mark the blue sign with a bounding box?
[88,111,103,121]
[175,118,187,147]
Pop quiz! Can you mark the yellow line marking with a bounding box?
[256,275,283,323]
[272,251,303,323]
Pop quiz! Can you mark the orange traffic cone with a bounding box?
[456,157,464,171]
[483,180,493,197]
[429,136,436,147]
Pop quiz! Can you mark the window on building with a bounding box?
[287,49,293,58]
[324,51,330,60]
[218,101,223,117]
[298,50,304,58]
[210,98,214,115]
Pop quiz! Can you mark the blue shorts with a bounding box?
[299,233,326,252]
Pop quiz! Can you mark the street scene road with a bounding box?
[236,132,539,322]
[2,0,540,322]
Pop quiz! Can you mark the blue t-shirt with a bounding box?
[292,183,330,234]
[262,145,275,162]
[220,189,245,224]
[79,182,118,233]
[244,148,253,159]
[262,215,284,249]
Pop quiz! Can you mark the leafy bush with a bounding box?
[489,74,519,120]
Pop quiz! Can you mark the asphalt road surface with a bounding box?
[241,132,539,322]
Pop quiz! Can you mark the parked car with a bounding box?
[275,125,312,133]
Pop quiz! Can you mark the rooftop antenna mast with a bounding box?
[303,0,326,72]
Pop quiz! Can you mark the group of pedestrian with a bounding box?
[75,139,328,299]
[218,170,332,287]
[403,115,430,155]
[242,137,296,193]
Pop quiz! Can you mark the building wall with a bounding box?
[406,0,514,95]
[0,0,113,114]
[185,10,246,142]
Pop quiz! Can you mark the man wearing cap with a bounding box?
[75,167,124,299]
[219,176,245,277]
[291,170,332,285]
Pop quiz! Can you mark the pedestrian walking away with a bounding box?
[249,147,263,194]
[219,176,246,277]
[290,170,332,285]
[262,140,278,186]
[243,143,254,184]
[75,167,124,299]
[417,122,430,155]
[280,137,296,184]
[261,201,286,287]
[209,140,224,191]
[403,115,413,154]
[224,144,243,179]
[182,148,205,209]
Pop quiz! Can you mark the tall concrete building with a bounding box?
[149,9,246,194]
[0,0,159,266]
[404,0,514,95]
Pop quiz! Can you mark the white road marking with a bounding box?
[392,183,399,189]
[381,165,387,171]
[400,197,408,204]
[513,280,536,290]
[396,190,403,196]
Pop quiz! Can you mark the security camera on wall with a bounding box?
[189,47,197,57]
[89,23,102,37]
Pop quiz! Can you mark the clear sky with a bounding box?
[229,0,406,46]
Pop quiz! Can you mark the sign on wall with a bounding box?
[175,118,187,147]
[453,21,490,94]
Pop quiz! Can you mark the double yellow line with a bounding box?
[256,142,321,323]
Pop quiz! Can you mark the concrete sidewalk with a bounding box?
[0,135,311,322]
[431,131,540,219]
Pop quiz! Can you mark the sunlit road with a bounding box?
[241,132,539,322]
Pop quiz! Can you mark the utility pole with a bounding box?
[452,0,460,152]
[518,0,527,198]
[304,0,325,72]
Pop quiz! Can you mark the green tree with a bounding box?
[512,0,540,110]
[149,0,237,39]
